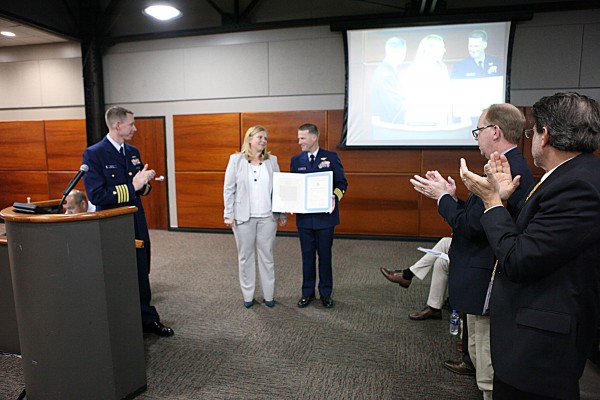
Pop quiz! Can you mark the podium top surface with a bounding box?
[0,200,137,223]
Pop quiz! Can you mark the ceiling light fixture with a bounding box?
[143,5,182,21]
[1,31,16,37]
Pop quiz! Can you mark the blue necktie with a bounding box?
[310,154,315,166]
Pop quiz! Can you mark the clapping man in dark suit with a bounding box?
[83,106,174,337]
[451,30,502,79]
[291,123,348,309]
[460,92,600,399]
[411,103,533,399]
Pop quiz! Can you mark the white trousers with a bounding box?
[232,216,278,302]
[409,237,450,309]
[467,314,493,399]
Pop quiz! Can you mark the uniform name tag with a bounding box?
[105,164,117,169]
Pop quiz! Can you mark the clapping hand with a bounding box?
[133,164,156,191]
[484,152,521,201]
[410,170,452,200]
[459,152,519,208]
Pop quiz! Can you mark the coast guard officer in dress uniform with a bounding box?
[291,123,348,309]
[83,106,174,337]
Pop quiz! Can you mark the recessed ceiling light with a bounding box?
[143,5,182,21]
[1,31,16,37]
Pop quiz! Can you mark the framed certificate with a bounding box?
[272,171,333,213]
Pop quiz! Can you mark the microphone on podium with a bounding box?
[63,164,89,196]
[56,164,89,214]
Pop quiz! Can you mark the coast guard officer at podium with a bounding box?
[83,106,174,337]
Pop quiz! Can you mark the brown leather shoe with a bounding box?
[408,306,442,320]
[443,359,476,375]
[380,267,412,288]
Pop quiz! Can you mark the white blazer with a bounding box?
[223,153,282,223]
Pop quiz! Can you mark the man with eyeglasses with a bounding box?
[410,103,534,399]
[460,92,600,399]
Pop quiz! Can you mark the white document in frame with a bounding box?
[417,247,449,261]
[272,171,333,213]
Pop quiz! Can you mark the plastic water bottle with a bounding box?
[449,310,460,336]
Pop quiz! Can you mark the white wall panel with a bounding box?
[268,37,344,96]
[104,49,186,103]
[40,58,84,106]
[0,61,42,107]
[182,42,269,99]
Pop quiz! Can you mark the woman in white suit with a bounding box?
[223,126,287,308]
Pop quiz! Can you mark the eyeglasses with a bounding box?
[524,129,534,139]
[471,124,495,139]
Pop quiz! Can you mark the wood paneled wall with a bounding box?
[173,110,519,237]
[0,120,86,211]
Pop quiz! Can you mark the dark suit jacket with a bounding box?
[290,148,348,230]
[451,54,503,79]
[438,147,533,315]
[370,61,405,124]
[82,137,152,243]
[483,153,600,399]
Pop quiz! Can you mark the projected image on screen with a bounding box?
[346,22,511,146]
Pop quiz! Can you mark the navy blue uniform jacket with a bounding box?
[82,137,152,243]
[451,54,503,79]
[438,147,533,315]
[484,153,600,399]
[290,149,348,229]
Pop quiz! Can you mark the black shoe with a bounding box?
[143,321,174,337]
[297,295,315,308]
[321,297,334,308]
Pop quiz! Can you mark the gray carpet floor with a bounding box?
[1,230,599,399]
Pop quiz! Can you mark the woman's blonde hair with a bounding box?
[240,125,270,160]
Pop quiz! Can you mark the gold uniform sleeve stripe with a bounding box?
[116,184,130,203]
[334,188,344,201]
[123,185,127,203]
[116,185,124,203]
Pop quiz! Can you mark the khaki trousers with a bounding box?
[467,314,493,400]
[409,237,450,309]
